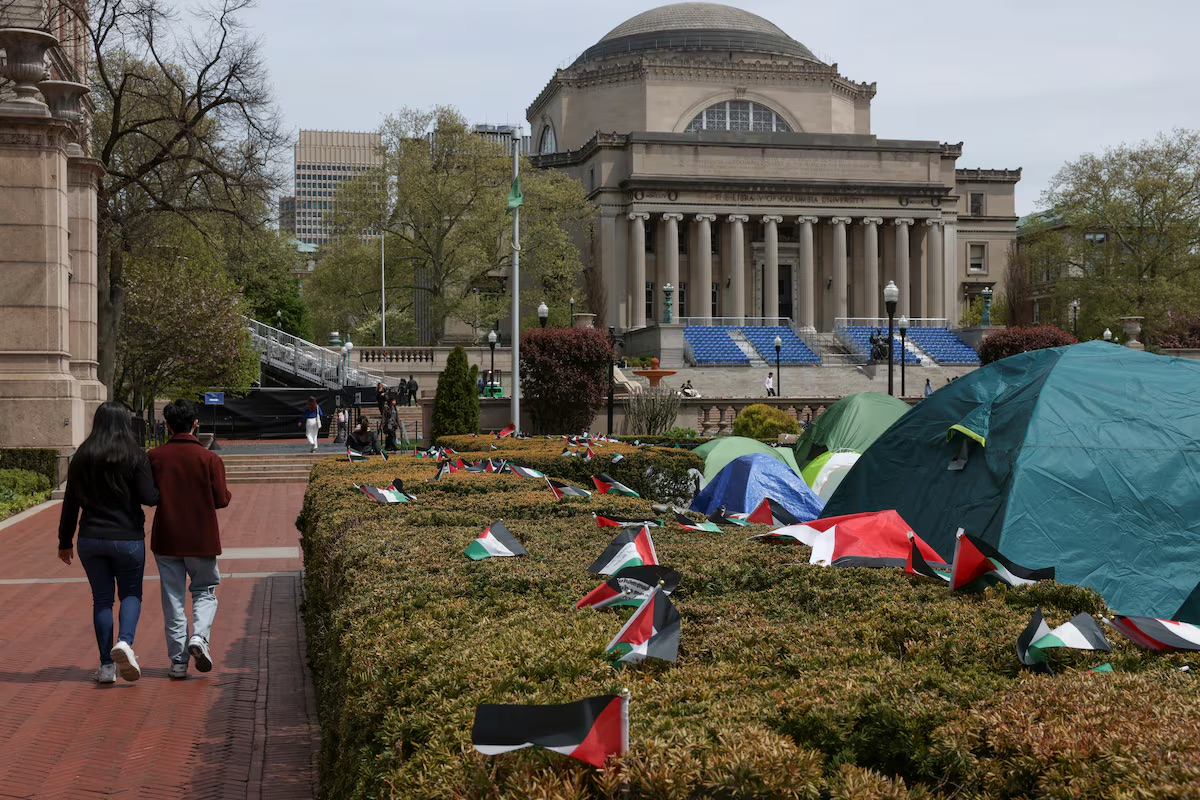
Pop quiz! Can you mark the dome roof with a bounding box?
[577,3,819,65]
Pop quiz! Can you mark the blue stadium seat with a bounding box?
[905,328,980,365]
[739,326,821,366]
[684,326,750,366]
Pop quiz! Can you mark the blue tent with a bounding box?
[690,453,824,520]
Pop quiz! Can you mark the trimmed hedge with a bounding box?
[0,467,53,519]
[0,448,58,486]
[300,440,1200,799]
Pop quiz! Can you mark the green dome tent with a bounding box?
[698,436,802,481]
[793,392,911,467]
[823,341,1200,622]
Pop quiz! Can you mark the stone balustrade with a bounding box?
[357,347,437,364]
[680,396,918,437]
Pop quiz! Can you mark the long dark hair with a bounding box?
[69,402,142,504]
[306,396,318,412]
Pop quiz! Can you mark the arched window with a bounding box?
[538,124,557,154]
[684,100,792,133]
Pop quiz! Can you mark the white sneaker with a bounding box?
[188,635,213,673]
[168,661,189,680]
[95,663,117,683]
[110,641,141,682]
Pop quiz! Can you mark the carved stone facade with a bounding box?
[0,5,104,449]
[528,3,1020,332]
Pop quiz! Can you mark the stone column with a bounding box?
[862,217,882,320]
[797,216,818,330]
[925,219,945,321]
[829,217,852,324]
[727,215,749,324]
[893,219,914,318]
[943,221,958,325]
[694,214,716,322]
[662,213,683,323]
[762,215,782,322]
[68,156,107,421]
[628,212,649,328]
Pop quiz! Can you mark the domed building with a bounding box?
[528,2,1019,339]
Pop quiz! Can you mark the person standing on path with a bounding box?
[299,396,322,452]
[148,399,232,680]
[406,375,418,406]
[58,402,160,684]
[765,372,775,397]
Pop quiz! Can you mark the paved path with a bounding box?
[0,483,317,800]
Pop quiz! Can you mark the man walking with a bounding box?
[147,399,232,679]
[765,371,775,397]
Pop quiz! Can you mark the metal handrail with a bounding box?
[680,316,792,327]
[834,317,949,329]
[243,317,386,389]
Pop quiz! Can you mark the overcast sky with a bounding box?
[241,0,1200,215]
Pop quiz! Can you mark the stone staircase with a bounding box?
[219,452,328,484]
[728,329,769,367]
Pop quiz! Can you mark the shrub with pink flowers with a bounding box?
[520,327,613,433]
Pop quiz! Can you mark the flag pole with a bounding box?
[619,688,630,756]
[510,129,522,434]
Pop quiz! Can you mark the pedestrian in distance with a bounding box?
[347,419,388,459]
[406,375,419,406]
[58,402,161,684]
[385,398,401,450]
[765,371,776,397]
[374,382,387,421]
[147,399,232,680]
[924,378,933,398]
[299,396,322,452]
[397,379,409,408]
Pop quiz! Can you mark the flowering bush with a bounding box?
[978,326,1077,365]
[520,327,612,434]
[732,403,800,439]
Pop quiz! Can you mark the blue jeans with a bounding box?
[154,555,220,665]
[77,537,145,665]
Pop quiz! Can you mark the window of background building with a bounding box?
[1032,300,1040,324]
[970,193,984,216]
[538,125,556,154]
[684,100,792,133]
[968,243,986,273]
[679,282,687,318]
[645,282,654,322]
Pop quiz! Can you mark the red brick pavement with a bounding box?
[0,483,317,800]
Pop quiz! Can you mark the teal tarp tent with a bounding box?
[823,341,1200,622]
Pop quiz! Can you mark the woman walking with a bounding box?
[57,402,160,683]
[300,396,323,452]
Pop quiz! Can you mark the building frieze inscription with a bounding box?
[630,188,944,207]
[648,154,929,183]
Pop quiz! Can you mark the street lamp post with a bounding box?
[1103,327,1113,342]
[883,281,899,397]
[339,341,354,387]
[773,334,782,397]
[1071,298,1080,339]
[569,296,575,323]
[981,285,993,327]
[898,315,908,397]
[663,283,675,324]
[538,301,549,328]
[488,328,498,396]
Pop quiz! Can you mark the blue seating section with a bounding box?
[742,326,821,365]
[838,326,921,365]
[906,327,981,365]
[684,327,750,366]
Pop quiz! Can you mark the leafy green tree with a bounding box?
[1034,129,1200,342]
[302,235,416,346]
[332,106,594,344]
[220,224,312,340]
[430,347,480,440]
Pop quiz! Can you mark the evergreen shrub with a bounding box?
[0,448,58,485]
[0,467,53,519]
[430,346,480,441]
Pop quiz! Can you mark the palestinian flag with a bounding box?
[748,511,943,570]
[495,423,516,439]
[592,473,640,498]
[444,447,458,455]
[561,447,577,458]
[510,464,546,479]
[611,453,625,464]
[347,447,370,463]
[490,443,499,451]
[465,460,489,473]
[707,508,749,527]
[905,531,950,582]
[584,447,595,462]
[594,514,664,529]
[356,484,411,504]
[472,693,628,768]
[576,565,683,609]
[433,461,451,481]
[675,512,722,533]
[1017,609,1111,672]
[588,526,658,575]
[1105,615,1200,652]
[745,498,801,528]
[465,520,528,560]
[950,529,1054,592]
[547,477,592,500]
[605,585,680,664]
[1088,662,1114,673]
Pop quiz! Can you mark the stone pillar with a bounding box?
[762,215,782,322]
[67,156,107,422]
[598,212,621,331]
[943,221,958,325]
[661,213,683,323]
[628,212,649,328]
[727,215,749,324]
[694,214,715,322]
[893,218,914,318]
[797,216,817,330]
[862,217,882,320]
[925,219,944,321]
[829,217,851,324]
[0,118,84,447]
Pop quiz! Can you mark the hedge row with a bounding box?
[0,467,53,520]
[300,441,1200,799]
[0,448,59,486]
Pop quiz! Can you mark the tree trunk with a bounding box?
[97,235,124,392]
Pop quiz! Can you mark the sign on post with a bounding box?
[204,391,225,405]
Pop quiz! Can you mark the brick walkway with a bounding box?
[0,484,318,800]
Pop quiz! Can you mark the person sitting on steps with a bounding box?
[347,419,388,459]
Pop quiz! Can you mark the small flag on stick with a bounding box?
[950,529,1054,592]
[605,585,680,664]
[592,473,640,497]
[465,520,528,560]
[472,692,628,768]
[588,526,658,575]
